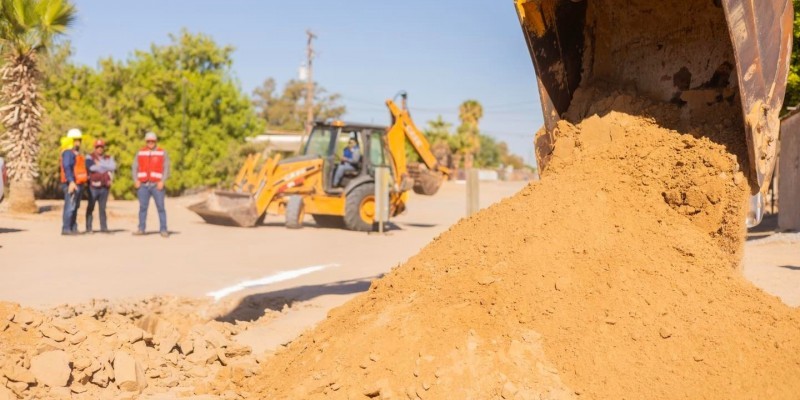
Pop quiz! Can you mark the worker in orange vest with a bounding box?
[60,128,88,235]
[132,131,171,237]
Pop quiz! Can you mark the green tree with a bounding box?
[252,78,345,131]
[785,0,800,111]
[40,31,264,199]
[0,0,76,212]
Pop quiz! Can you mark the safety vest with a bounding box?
[89,154,112,188]
[136,147,165,183]
[59,150,88,185]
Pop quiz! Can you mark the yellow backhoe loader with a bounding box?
[515,0,793,226]
[189,93,450,231]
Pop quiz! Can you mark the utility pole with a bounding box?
[300,30,316,152]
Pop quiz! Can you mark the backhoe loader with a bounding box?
[515,0,793,226]
[189,94,450,231]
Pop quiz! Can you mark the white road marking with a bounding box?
[206,263,340,301]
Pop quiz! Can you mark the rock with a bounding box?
[11,310,34,325]
[113,351,147,393]
[72,357,92,371]
[2,364,36,384]
[90,367,110,388]
[178,338,194,355]
[659,327,672,339]
[39,325,67,342]
[68,332,87,345]
[6,381,28,397]
[30,350,71,387]
[119,327,144,344]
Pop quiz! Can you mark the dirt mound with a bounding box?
[0,296,294,399]
[214,92,800,399]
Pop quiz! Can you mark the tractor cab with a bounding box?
[302,121,390,194]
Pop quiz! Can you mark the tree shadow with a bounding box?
[215,276,379,323]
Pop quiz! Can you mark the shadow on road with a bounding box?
[778,265,800,271]
[400,222,438,228]
[0,228,24,234]
[747,213,779,241]
[215,276,379,323]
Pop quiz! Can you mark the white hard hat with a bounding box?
[66,128,83,139]
[144,131,158,141]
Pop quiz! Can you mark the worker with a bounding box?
[333,138,361,187]
[60,128,88,235]
[132,131,170,237]
[85,139,117,233]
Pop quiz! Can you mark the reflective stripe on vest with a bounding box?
[136,147,165,183]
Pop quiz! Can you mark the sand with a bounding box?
[212,91,800,399]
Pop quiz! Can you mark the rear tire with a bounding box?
[285,195,305,229]
[344,183,375,232]
[312,214,345,228]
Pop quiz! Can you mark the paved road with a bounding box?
[0,181,527,308]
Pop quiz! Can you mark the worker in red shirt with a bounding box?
[131,132,170,237]
[85,139,117,233]
[60,129,88,235]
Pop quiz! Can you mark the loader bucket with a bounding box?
[188,191,261,227]
[515,0,793,195]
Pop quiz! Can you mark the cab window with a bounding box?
[369,133,386,166]
[304,127,334,157]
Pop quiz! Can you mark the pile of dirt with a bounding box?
[0,296,295,400]
[213,91,800,399]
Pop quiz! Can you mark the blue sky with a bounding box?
[69,0,543,164]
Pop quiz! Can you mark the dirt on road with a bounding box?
[212,90,800,399]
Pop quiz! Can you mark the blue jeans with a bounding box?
[334,163,356,187]
[61,183,82,233]
[86,186,109,232]
[137,184,167,233]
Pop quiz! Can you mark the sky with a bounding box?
[69,0,543,164]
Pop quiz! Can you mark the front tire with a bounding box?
[344,183,375,232]
[285,195,305,229]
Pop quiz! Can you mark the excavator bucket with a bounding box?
[408,163,444,196]
[515,0,793,196]
[188,191,260,227]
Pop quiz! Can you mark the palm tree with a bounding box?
[0,0,76,212]
[457,100,483,169]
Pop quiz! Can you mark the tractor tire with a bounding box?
[312,214,344,229]
[285,195,305,229]
[344,183,376,232]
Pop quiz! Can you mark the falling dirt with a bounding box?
[209,89,800,399]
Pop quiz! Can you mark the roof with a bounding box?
[315,120,387,131]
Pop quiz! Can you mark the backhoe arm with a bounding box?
[386,99,451,177]
[385,98,450,196]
